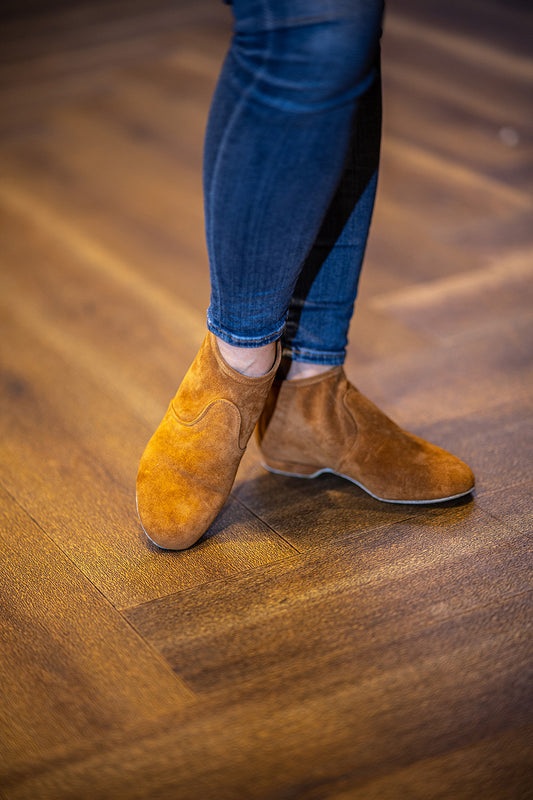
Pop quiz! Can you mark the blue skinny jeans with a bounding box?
[204,0,384,365]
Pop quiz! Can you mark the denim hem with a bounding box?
[283,345,345,366]
[207,317,285,348]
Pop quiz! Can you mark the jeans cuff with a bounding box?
[283,345,346,366]
[207,316,285,348]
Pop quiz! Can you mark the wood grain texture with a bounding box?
[18,580,533,798]
[370,253,533,339]
[476,482,533,537]
[0,487,193,790]
[345,320,533,430]
[125,504,531,697]
[1,0,531,797]
[415,402,533,497]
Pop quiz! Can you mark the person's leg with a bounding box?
[137,0,384,549]
[203,0,384,353]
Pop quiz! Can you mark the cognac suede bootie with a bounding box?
[256,366,475,504]
[137,332,281,549]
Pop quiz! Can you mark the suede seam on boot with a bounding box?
[170,399,247,450]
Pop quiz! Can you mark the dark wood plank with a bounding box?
[346,320,533,429]
[476,482,533,537]
[0,0,230,138]
[364,10,533,297]
[7,707,530,799]
[234,436,426,551]
[0,0,531,797]
[328,728,532,800]
[125,504,530,698]
[39,515,528,799]
[387,0,533,61]
[235,394,533,549]
[0,486,193,791]
[382,66,533,192]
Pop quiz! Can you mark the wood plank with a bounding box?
[476,482,533,537]
[378,139,531,229]
[336,302,433,367]
[77,67,215,172]
[0,2,226,77]
[385,11,533,84]
[346,319,533,428]
[7,705,530,799]
[382,70,533,193]
[0,2,229,138]
[0,194,203,424]
[1,113,208,271]
[359,162,530,299]
[0,131,211,322]
[370,252,533,339]
[0,0,531,796]
[328,728,532,800]
[22,521,527,798]
[387,0,533,61]
[237,398,532,550]
[125,505,531,698]
[0,486,193,789]
[361,196,491,299]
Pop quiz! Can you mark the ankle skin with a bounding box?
[216,338,277,377]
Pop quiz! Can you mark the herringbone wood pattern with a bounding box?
[1,1,532,797]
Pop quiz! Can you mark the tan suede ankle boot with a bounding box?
[256,366,475,504]
[136,332,281,549]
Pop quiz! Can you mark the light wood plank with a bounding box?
[0,486,193,788]
[370,252,533,339]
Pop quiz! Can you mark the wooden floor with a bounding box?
[1,0,532,797]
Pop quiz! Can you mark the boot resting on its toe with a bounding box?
[136,332,280,550]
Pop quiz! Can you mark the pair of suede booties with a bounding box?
[136,332,475,550]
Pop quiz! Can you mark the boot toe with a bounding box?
[135,407,238,550]
[136,475,221,550]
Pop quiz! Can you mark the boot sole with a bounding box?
[260,463,474,505]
